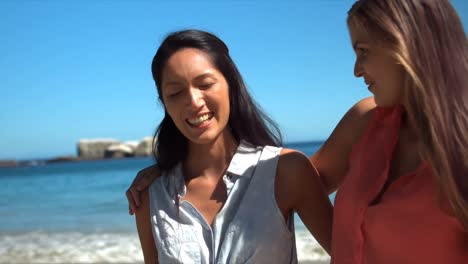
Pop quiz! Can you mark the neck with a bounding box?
[184,131,238,180]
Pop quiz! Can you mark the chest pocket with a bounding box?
[155,213,202,264]
[219,224,256,263]
[160,235,201,264]
[218,213,295,264]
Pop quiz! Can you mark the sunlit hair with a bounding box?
[348,0,468,229]
[150,29,282,171]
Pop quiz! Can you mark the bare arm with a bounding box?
[126,165,161,215]
[135,189,159,264]
[276,148,333,254]
[310,97,376,194]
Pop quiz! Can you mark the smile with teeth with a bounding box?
[187,113,214,126]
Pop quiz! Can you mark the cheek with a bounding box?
[164,104,180,124]
[395,68,405,86]
[222,85,231,108]
[388,67,404,90]
[221,94,231,118]
[211,85,230,115]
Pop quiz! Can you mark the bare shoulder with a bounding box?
[325,96,377,153]
[310,96,377,194]
[276,148,319,201]
[343,96,376,131]
[336,96,377,146]
[275,148,331,227]
[277,150,333,254]
[353,96,376,111]
[278,148,308,161]
[277,148,313,174]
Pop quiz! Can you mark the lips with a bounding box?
[186,112,214,127]
[364,80,374,91]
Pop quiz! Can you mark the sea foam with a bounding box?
[0,230,329,263]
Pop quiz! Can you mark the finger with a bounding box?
[136,169,157,191]
[132,166,152,188]
[132,164,152,184]
[130,186,141,207]
[136,176,149,191]
[126,189,138,215]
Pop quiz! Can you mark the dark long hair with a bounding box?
[151,29,282,171]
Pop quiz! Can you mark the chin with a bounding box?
[186,133,220,145]
[190,138,216,145]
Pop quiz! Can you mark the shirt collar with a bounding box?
[169,140,263,197]
[225,140,263,177]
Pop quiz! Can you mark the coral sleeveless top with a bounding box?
[332,106,468,264]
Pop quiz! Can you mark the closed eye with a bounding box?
[167,90,182,98]
[199,83,215,89]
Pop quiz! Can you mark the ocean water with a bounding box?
[0,141,332,263]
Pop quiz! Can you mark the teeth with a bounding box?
[188,114,211,125]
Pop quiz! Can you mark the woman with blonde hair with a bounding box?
[127,0,468,262]
[326,0,468,262]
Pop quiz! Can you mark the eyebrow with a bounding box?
[193,72,216,82]
[163,72,217,87]
[163,80,181,87]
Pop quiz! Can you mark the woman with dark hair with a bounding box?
[133,29,332,263]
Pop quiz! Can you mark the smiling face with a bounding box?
[160,48,232,146]
[349,22,405,107]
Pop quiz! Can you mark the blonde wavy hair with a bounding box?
[348,0,468,229]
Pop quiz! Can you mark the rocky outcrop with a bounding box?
[104,143,135,158]
[47,156,81,163]
[77,137,155,159]
[135,137,154,156]
[0,160,17,167]
[77,139,120,159]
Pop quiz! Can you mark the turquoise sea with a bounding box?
[0,141,332,263]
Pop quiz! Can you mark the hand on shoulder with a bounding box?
[126,164,161,215]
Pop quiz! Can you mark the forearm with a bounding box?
[135,190,159,263]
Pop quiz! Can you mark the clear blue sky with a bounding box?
[1,0,467,160]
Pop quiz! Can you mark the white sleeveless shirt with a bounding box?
[149,141,297,263]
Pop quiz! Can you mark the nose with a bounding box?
[186,88,204,108]
[354,58,364,77]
